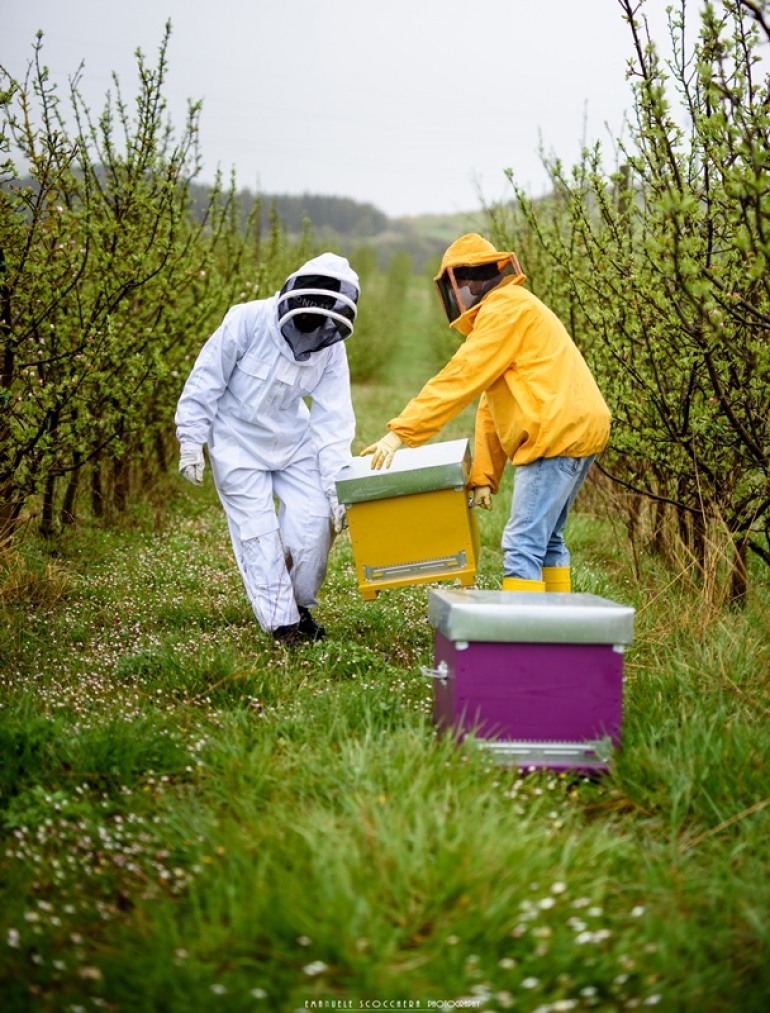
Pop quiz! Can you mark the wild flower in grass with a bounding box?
[210,983,227,994]
[521,976,540,989]
[250,988,267,999]
[303,961,328,976]
[7,928,20,948]
[575,929,593,946]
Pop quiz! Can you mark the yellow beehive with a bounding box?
[335,439,480,600]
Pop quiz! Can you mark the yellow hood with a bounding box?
[434,232,522,279]
[435,233,526,334]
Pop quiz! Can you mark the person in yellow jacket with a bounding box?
[361,233,611,592]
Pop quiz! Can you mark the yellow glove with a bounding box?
[472,485,492,510]
[360,431,403,470]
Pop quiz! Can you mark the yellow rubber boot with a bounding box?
[542,566,571,593]
[502,577,546,592]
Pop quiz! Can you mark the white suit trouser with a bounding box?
[216,456,333,633]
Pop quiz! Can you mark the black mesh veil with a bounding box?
[435,257,521,324]
[277,272,359,361]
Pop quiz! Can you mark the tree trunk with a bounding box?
[650,496,668,556]
[729,537,749,607]
[693,508,707,574]
[676,503,690,556]
[61,453,82,526]
[40,473,57,538]
[154,429,168,473]
[0,485,24,546]
[112,453,130,513]
[0,250,21,542]
[91,456,104,518]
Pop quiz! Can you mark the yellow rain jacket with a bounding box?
[388,234,611,494]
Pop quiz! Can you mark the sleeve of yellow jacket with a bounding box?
[473,394,509,494]
[388,281,611,480]
[387,293,529,448]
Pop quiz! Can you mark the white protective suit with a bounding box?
[175,253,358,633]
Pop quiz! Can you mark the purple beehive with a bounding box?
[425,589,635,771]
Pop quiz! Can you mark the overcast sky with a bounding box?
[6,0,682,218]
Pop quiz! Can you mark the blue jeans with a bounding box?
[502,455,597,580]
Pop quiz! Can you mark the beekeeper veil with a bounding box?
[434,233,525,327]
[277,252,360,361]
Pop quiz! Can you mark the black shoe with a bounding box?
[298,606,325,641]
[272,623,308,648]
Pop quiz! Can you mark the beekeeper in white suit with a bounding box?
[175,252,359,647]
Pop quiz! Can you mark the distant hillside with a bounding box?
[8,169,493,273]
[342,209,493,274]
[189,182,493,272]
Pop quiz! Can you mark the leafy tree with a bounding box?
[494,0,770,603]
[0,25,297,540]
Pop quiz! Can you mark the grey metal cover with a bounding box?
[427,588,635,645]
[335,438,472,504]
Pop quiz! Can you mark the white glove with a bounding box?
[329,496,348,534]
[179,443,205,487]
[360,431,403,470]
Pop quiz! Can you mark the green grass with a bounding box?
[2,287,770,1011]
[3,474,770,1012]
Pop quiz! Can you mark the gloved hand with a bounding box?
[472,485,492,510]
[179,443,205,487]
[329,496,348,534]
[360,431,403,470]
